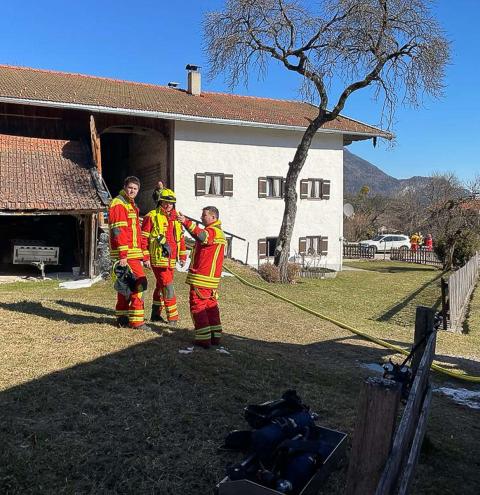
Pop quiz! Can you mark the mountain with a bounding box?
[343,148,431,196]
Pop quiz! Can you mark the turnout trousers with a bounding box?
[189,287,222,348]
[152,267,179,321]
[115,259,147,328]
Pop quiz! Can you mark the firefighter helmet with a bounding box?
[159,188,176,203]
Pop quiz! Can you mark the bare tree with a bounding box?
[204,0,449,281]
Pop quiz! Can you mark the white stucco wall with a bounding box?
[173,121,344,271]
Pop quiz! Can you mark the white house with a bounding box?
[0,64,390,274]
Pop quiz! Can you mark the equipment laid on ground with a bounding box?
[216,390,347,495]
[13,242,60,278]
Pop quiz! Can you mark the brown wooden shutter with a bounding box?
[300,179,308,199]
[321,179,331,200]
[299,237,307,255]
[258,177,267,198]
[258,238,267,259]
[195,173,206,196]
[223,174,233,196]
[281,179,286,198]
[320,236,328,255]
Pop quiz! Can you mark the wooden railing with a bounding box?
[444,252,479,332]
[346,307,437,495]
[390,248,442,267]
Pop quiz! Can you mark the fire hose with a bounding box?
[223,266,480,384]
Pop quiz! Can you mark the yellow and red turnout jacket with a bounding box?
[108,190,144,261]
[183,219,226,289]
[141,207,187,268]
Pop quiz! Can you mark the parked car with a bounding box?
[359,234,410,253]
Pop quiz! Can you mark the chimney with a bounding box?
[186,64,201,96]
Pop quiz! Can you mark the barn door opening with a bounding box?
[100,126,170,214]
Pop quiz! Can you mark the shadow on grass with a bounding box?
[0,328,393,495]
[55,300,112,316]
[0,300,110,325]
[352,263,440,274]
[0,301,180,336]
[376,271,444,322]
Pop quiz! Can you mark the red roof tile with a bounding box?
[0,134,105,211]
[0,65,391,139]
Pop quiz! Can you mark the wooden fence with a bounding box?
[444,252,479,333]
[390,248,442,267]
[344,243,376,259]
[346,307,437,495]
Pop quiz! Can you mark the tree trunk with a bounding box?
[274,117,326,282]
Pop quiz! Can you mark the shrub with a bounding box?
[286,262,300,283]
[434,231,480,269]
[258,262,280,283]
[258,262,300,283]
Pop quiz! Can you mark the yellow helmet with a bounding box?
[159,188,176,203]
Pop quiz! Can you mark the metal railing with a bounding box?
[343,243,376,259]
[390,248,442,267]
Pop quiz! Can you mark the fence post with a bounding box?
[411,306,435,378]
[345,377,402,495]
[441,277,448,330]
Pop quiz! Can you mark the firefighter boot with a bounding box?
[116,316,129,328]
[132,323,152,331]
[150,305,167,323]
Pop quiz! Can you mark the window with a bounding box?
[300,179,331,200]
[299,236,328,255]
[206,173,223,195]
[258,177,285,198]
[195,173,233,197]
[258,237,278,259]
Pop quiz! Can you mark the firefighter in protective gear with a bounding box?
[109,176,150,330]
[141,188,187,324]
[410,232,420,252]
[177,207,226,348]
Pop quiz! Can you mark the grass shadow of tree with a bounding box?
[375,272,444,324]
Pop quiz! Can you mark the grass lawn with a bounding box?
[0,260,479,494]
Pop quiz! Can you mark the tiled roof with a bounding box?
[0,65,391,139]
[0,134,105,211]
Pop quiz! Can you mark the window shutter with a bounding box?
[195,173,206,196]
[223,174,233,197]
[258,238,267,259]
[321,180,331,200]
[299,237,307,255]
[258,177,267,198]
[320,236,328,255]
[300,179,308,199]
[281,179,286,198]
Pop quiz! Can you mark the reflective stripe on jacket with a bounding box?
[109,190,144,260]
[184,219,226,289]
[141,208,187,268]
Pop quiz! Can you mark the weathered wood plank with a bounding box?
[375,332,436,495]
[397,387,433,495]
[412,307,435,379]
[345,377,401,495]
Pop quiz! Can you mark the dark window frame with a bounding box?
[300,178,331,200]
[195,172,233,197]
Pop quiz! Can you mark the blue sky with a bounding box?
[1,0,478,183]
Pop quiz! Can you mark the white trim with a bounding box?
[0,96,390,139]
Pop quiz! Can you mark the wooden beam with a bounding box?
[375,331,436,495]
[345,377,401,495]
[412,306,435,378]
[397,387,433,495]
[90,114,102,174]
